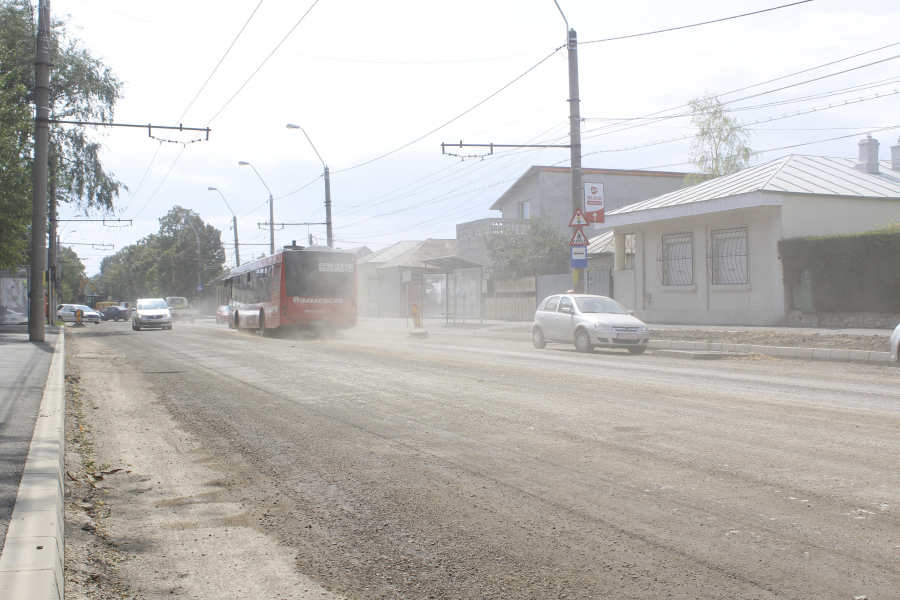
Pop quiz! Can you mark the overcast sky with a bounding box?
[50,0,900,274]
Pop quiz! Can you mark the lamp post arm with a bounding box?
[248,164,272,196]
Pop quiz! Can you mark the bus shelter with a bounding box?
[419,256,483,324]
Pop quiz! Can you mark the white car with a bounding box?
[891,323,900,363]
[57,304,101,324]
[533,294,651,354]
[132,298,173,331]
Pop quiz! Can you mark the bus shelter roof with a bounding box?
[419,256,482,272]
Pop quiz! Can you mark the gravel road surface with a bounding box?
[65,320,899,600]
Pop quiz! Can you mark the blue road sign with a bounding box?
[196,284,203,292]
[570,246,587,268]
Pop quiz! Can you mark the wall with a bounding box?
[377,270,404,318]
[781,194,900,238]
[356,262,381,317]
[613,205,786,326]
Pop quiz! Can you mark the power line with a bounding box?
[330,47,563,174]
[174,0,265,124]
[205,0,322,126]
[579,0,814,45]
[131,146,187,220]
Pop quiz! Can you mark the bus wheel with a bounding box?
[259,309,267,337]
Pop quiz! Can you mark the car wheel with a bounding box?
[575,330,593,353]
[627,346,647,355]
[532,327,547,349]
[133,323,140,331]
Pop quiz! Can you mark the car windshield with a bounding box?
[138,300,167,310]
[74,305,92,312]
[574,296,628,315]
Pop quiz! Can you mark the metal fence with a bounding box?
[587,269,611,297]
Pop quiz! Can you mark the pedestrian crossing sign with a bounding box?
[569,228,589,246]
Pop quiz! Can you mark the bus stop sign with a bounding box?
[571,246,587,268]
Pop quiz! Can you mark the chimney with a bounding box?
[855,135,880,174]
[891,137,900,172]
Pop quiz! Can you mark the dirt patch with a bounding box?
[652,329,890,352]
[64,335,134,600]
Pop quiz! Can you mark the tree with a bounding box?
[57,245,85,303]
[486,215,570,280]
[0,0,125,266]
[684,92,753,186]
[96,207,226,301]
[0,53,31,267]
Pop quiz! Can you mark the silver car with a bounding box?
[533,294,650,354]
[132,298,173,331]
[57,304,101,324]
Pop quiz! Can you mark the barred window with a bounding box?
[707,227,748,285]
[657,233,693,286]
[624,233,635,270]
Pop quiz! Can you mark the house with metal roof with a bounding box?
[457,166,687,267]
[604,137,900,325]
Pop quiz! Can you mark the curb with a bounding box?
[647,339,894,366]
[0,329,65,600]
[471,329,896,366]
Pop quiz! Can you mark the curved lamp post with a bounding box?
[286,124,332,248]
[238,161,275,255]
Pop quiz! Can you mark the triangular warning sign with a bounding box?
[569,228,589,246]
[569,209,588,227]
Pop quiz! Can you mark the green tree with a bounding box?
[97,207,226,301]
[0,0,125,266]
[486,215,570,280]
[684,92,753,186]
[57,245,85,303]
[0,55,31,267]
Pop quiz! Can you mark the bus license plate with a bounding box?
[617,333,638,339]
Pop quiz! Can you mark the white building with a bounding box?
[606,138,900,326]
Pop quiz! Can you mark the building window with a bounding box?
[657,232,693,286]
[518,201,532,220]
[624,233,635,270]
[707,227,748,285]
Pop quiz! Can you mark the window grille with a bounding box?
[624,233,635,270]
[707,227,748,284]
[657,233,693,286]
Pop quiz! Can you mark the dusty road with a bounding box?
[65,320,899,600]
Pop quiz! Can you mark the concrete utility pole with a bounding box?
[48,153,57,318]
[208,187,240,266]
[189,220,202,305]
[286,125,333,248]
[568,27,584,293]
[29,0,51,341]
[238,162,274,255]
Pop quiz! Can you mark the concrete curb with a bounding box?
[471,329,896,366]
[647,339,894,366]
[0,329,65,600]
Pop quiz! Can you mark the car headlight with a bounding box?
[593,322,611,330]
[639,325,649,331]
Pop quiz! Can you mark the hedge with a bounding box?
[778,228,900,313]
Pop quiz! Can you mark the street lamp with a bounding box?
[286,124,332,248]
[208,187,240,266]
[188,219,202,306]
[238,161,275,255]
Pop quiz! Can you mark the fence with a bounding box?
[0,267,29,325]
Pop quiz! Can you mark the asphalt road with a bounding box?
[67,320,899,600]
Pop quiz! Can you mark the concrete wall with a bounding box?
[498,170,686,233]
[781,193,900,238]
[612,206,786,326]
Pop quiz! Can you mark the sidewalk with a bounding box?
[0,325,65,600]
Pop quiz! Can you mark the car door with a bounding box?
[557,296,577,341]
[538,296,560,339]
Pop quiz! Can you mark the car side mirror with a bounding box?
[561,306,572,314]
[628,310,634,315]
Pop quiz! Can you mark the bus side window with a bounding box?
[272,265,281,295]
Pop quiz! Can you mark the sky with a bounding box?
[48,0,900,275]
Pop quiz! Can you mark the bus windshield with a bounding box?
[283,251,354,298]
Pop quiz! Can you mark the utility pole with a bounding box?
[29,0,51,341]
[567,26,584,293]
[324,166,333,247]
[48,152,57,319]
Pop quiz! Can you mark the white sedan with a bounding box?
[533,294,651,354]
[57,304,101,324]
[891,323,900,363]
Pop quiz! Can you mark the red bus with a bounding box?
[225,243,357,336]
